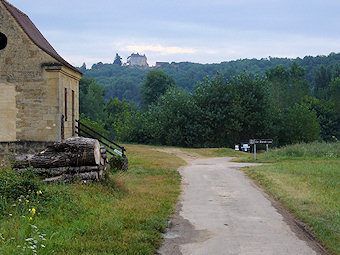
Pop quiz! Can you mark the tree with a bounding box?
[104,97,133,139]
[140,69,175,107]
[193,73,272,147]
[113,53,122,66]
[79,78,106,121]
[279,104,320,145]
[301,96,338,141]
[145,87,202,147]
[266,62,310,109]
[314,65,332,99]
[328,77,340,139]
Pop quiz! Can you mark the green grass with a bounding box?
[0,144,185,254]
[241,142,340,254]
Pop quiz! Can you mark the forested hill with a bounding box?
[82,52,340,104]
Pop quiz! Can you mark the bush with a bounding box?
[0,169,42,201]
[108,155,125,172]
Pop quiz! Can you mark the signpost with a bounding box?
[249,139,273,160]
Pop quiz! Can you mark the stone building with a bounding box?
[127,53,149,67]
[0,0,82,154]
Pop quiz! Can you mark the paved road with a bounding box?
[158,156,323,255]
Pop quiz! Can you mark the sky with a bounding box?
[8,0,340,67]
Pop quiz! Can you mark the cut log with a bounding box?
[15,166,100,177]
[13,154,34,168]
[43,171,99,183]
[14,137,101,168]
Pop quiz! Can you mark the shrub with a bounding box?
[0,169,42,201]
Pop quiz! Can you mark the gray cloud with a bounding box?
[9,0,340,66]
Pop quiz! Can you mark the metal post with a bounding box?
[266,144,269,159]
[254,143,256,160]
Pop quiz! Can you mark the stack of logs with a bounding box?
[14,137,108,183]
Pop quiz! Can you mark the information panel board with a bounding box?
[249,139,273,144]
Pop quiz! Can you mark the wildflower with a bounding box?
[31,208,36,214]
[36,190,42,195]
[29,217,33,220]
[26,200,29,203]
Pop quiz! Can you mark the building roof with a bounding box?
[1,0,81,74]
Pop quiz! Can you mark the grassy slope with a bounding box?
[0,144,185,254]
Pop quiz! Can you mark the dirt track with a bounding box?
[158,150,325,255]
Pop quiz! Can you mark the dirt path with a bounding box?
[158,150,325,255]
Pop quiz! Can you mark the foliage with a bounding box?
[279,104,320,145]
[82,53,340,104]
[79,113,109,139]
[108,155,124,172]
[118,72,277,147]
[146,87,201,147]
[140,69,176,107]
[302,96,339,141]
[0,169,42,202]
[193,73,273,147]
[266,62,310,109]
[78,54,340,147]
[104,97,134,139]
[79,77,106,121]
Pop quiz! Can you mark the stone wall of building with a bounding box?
[0,1,81,143]
[0,141,54,158]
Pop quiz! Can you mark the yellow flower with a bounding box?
[26,200,29,203]
[36,190,42,195]
[29,217,33,220]
[31,208,36,214]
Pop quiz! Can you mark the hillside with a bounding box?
[82,52,340,104]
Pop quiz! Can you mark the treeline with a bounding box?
[80,62,340,148]
[81,53,340,105]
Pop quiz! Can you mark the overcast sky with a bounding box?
[9,0,340,67]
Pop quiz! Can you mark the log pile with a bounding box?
[14,137,108,183]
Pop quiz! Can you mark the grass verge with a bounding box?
[0,144,185,254]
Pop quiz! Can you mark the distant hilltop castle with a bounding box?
[127,53,148,67]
